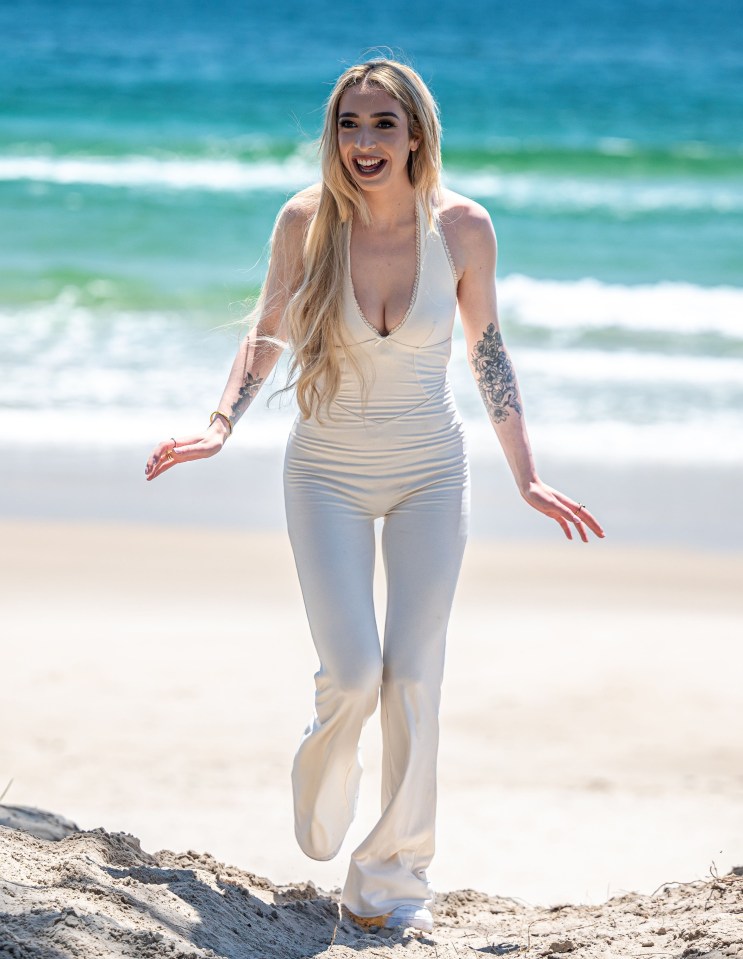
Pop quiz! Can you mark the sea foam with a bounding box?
[3,151,742,216]
[1,276,741,464]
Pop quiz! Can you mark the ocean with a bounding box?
[2,0,742,464]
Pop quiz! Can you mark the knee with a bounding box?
[382,647,445,694]
[316,656,383,716]
[381,667,443,716]
[294,822,342,862]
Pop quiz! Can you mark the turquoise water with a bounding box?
[1,0,742,461]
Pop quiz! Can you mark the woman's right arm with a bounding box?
[145,198,310,481]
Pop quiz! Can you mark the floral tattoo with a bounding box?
[471,323,522,423]
[230,371,264,421]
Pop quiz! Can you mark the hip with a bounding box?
[284,397,468,510]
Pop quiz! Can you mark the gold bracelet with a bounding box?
[209,410,233,435]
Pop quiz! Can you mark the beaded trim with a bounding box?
[438,218,459,284]
[347,202,422,339]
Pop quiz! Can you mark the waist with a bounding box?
[291,380,464,453]
[306,376,457,425]
[331,335,453,415]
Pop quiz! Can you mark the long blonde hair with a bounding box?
[282,59,443,419]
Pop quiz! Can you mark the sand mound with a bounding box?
[1,805,741,958]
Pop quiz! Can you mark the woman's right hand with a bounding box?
[144,422,228,481]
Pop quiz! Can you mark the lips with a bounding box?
[353,156,386,177]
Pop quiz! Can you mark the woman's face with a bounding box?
[336,85,419,192]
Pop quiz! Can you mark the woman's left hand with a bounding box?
[521,479,605,542]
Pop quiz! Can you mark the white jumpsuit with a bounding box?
[283,201,470,918]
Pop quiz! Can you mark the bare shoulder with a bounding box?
[438,188,491,227]
[268,185,321,282]
[437,189,496,274]
[276,184,321,237]
[282,183,321,219]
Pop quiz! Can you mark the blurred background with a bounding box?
[2,0,742,524]
[2,0,742,909]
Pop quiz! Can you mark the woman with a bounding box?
[145,59,604,934]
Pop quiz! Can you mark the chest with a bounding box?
[348,219,420,337]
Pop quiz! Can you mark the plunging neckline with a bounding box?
[347,202,422,339]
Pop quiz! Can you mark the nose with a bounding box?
[354,125,376,150]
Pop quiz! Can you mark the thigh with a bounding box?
[285,471,381,686]
[380,476,469,678]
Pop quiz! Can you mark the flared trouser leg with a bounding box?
[341,488,468,917]
[287,496,382,862]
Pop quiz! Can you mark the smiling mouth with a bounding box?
[353,157,386,177]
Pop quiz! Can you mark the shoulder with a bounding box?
[268,185,322,279]
[436,189,496,275]
[282,183,322,219]
[275,184,321,238]
[438,189,496,248]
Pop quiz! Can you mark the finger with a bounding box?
[556,516,573,540]
[146,438,177,472]
[580,509,605,538]
[563,508,587,543]
[145,438,184,479]
[147,464,172,481]
[145,457,178,481]
[551,492,605,539]
[144,452,164,478]
[551,502,588,543]
[570,507,603,539]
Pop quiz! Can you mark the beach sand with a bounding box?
[2,807,742,958]
[2,438,742,959]
[2,498,742,914]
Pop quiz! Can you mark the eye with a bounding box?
[338,119,357,128]
[377,120,395,129]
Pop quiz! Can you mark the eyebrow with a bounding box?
[338,111,400,119]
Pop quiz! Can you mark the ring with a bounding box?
[575,503,585,514]
[171,437,177,447]
[165,451,174,462]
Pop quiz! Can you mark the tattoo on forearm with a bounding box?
[230,372,264,420]
[471,323,522,423]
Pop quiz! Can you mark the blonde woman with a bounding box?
[145,59,604,934]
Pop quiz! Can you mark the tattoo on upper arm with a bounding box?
[230,372,264,420]
[471,323,522,423]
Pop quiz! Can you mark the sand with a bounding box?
[2,806,742,958]
[1,433,742,957]
[2,515,742,918]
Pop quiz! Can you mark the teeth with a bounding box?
[357,158,382,169]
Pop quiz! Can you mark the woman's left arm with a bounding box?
[452,201,604,542]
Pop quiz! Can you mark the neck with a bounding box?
[362,182,417,230]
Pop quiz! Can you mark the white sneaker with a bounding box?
[384,904,434,933]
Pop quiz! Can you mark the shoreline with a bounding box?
[3,441,742,551]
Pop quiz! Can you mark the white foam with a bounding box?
[2,151,741,215]
[0,154,319,192]
[513,346,743,386]
[2,286,741,466]
[496,275,743,339]
[444,169,743,214]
